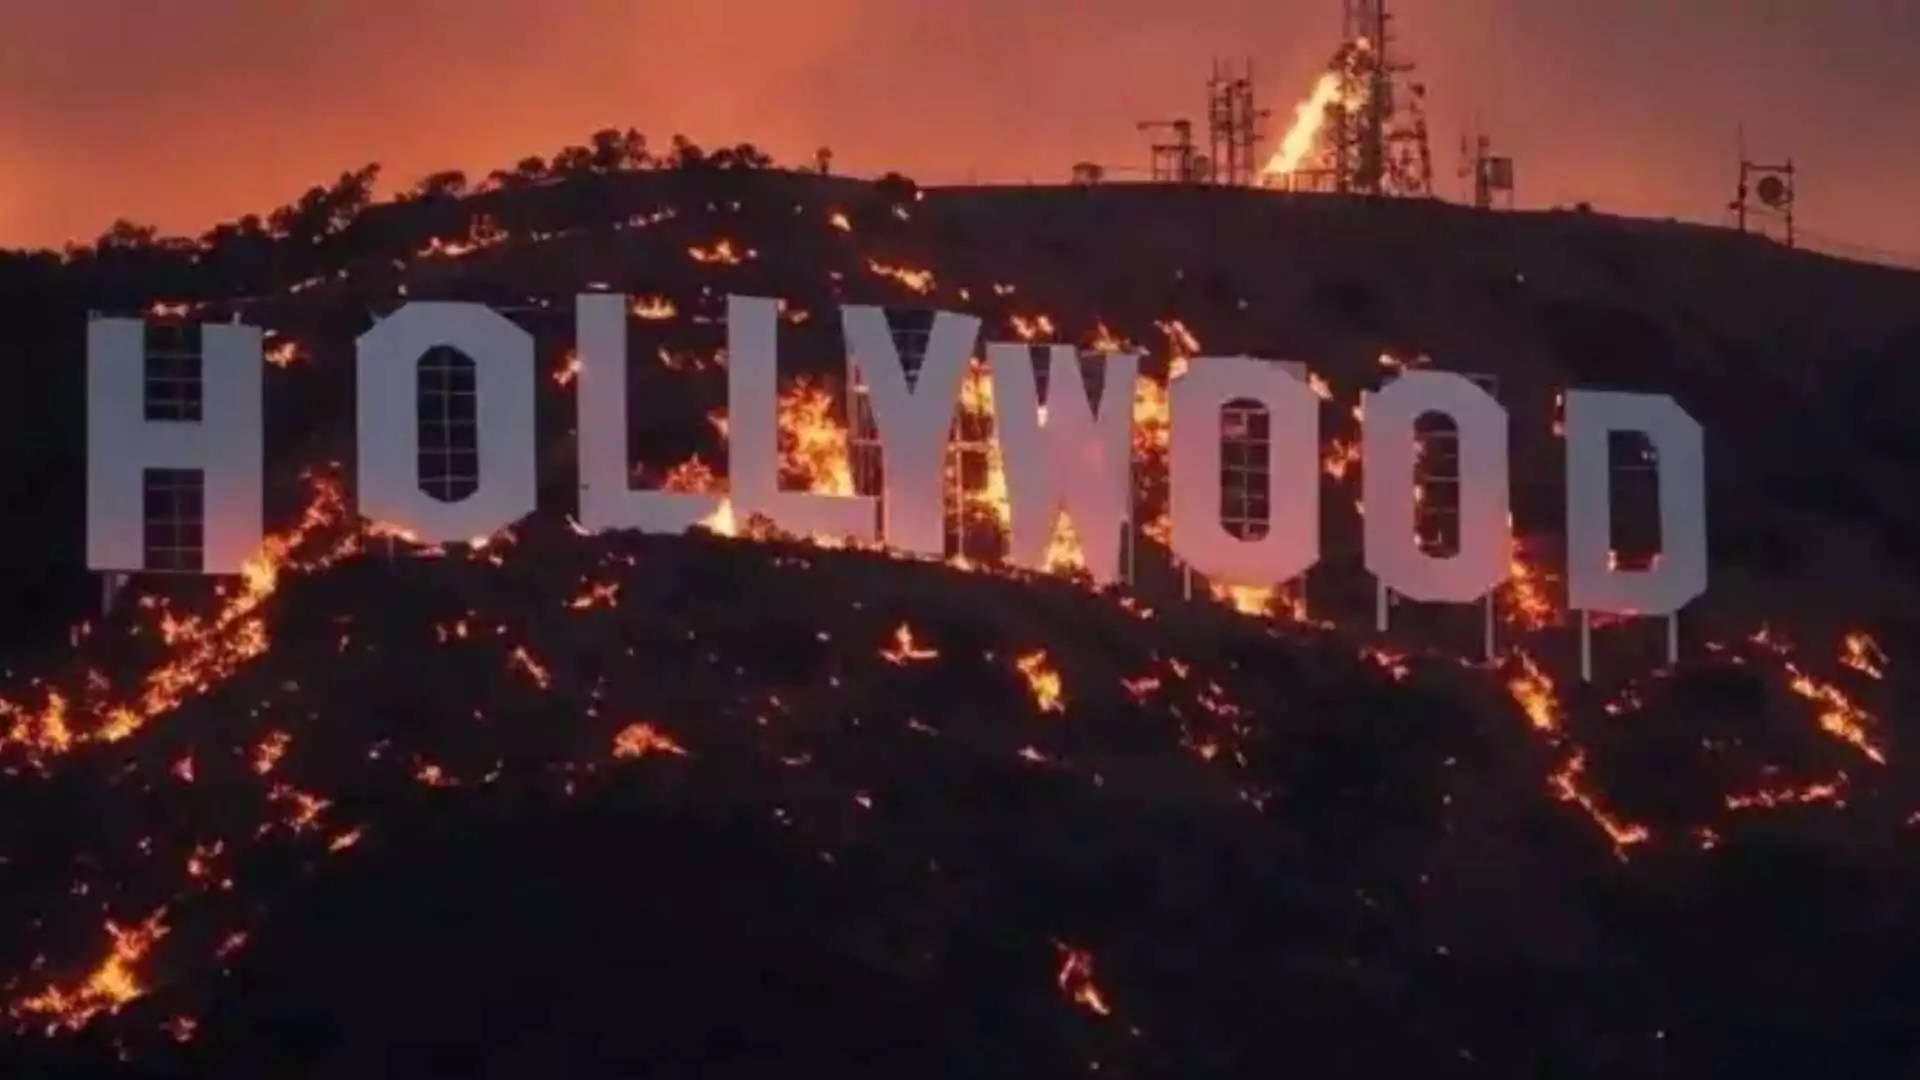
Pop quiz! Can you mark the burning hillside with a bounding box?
[4,143,1920,1076]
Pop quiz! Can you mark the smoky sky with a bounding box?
[2,0,1916,260]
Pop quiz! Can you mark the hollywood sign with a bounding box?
[86,294,1706,623]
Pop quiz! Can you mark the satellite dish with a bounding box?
[1756,174,1790,208]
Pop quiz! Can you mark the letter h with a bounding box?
[85,316,263,575]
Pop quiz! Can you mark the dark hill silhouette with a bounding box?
[2,134,1919,1078]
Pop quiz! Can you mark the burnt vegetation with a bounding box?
[2,129,1920,1078]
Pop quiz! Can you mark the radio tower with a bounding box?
[1207,59,1269,186]
[1330,0,1433,197]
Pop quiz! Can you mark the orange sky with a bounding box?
[2,0,1915,264]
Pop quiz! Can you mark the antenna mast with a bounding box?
[1207,58,1270,186]
[1327,0,1432,196]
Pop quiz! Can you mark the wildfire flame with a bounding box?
[1259,39,1375,184]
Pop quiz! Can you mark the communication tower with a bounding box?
[1340,0,1432,196]
[1270,0,1432,196]
[1206,59,1270,187]
[1731,130,1796,247]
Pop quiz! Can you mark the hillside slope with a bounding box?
[3,513,1918,1079]
[2,161,1919,1077]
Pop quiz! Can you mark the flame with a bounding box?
[696,499,739,537]
[866,260,936,294]
[1726,774,1847,811]
[1506,650,1560,733]
[12,911,168,1033]
[613,722,689,759]
[880,624,939,665]
[1259,40,1375,184]
[413,215,508,259]
[1841,632,1887,679]
[1261,72,1347,179]
[1549,751,1651,853]
[1506,643,1648,854]
[1042,511,1086,575]
[631,296,676,320]
[1360,646,1411,681]
[688,239,750,265]
[1501,527,1560,632]
[507,646,553,688]
[264,338,304,367]
[1784,662,1886,764]
[1015,650,1065,714]
[1011,314,1056,341]
[1053,942,1112,1016]
[1322,438,1361,480]
[777,377,856,497]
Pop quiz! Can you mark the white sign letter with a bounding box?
[86,318,262,574]
[727,295,876,540]
[1564,390,1707,615]
[841,304,979,557]
[575,293,722,532]
[988,343,1136,583]
[356,302,536,544]
[1363,371,1510,603]
[1168,358,1321,586]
